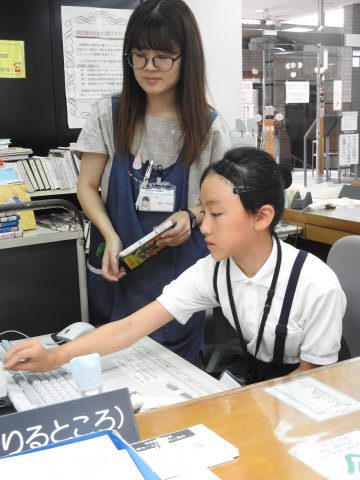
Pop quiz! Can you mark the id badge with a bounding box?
[138,184,176,212]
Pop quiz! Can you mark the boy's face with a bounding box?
[199,172,257,262]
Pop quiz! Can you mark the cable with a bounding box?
[293,205,312,248]
[0,330,29,339]
[0,329,64,346]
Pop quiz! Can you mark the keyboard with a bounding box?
[1,335,228,413]
[8,369,82,410]
[0,339,81,411]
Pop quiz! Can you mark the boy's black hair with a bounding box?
[200,147,292,232]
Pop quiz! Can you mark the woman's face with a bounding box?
[200,172,257,262]
[131,48,182,99]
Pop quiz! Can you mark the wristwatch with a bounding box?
[180,208,197,230]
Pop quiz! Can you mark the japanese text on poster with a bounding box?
[339,133,359,166]
[285,81,309,104]
[61,6,133,128]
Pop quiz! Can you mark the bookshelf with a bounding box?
[3,147,80,195]
[30,188,77,197]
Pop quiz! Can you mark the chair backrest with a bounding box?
[327,235,360,358]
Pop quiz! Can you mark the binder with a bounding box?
[1,429,162,480]
[29,158,45,190]
[21,159,39,191]
[34,157,51,190]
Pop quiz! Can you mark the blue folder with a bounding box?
[2,429,162,480]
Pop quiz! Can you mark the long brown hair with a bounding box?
[116,0,212,166]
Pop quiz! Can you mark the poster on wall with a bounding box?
[341,111,358,132]
[61,6,133,129]
[339,133,359,166]
[285,81,309,104]
[0,40,26,79]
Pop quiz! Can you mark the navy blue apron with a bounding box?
[87,97,216,364]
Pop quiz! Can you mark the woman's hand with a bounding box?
[102,234,126,282]
[4,339,60,373]
[156,210,192,247]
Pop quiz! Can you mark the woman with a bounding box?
[75,0,229,364]
[5,147,346,383]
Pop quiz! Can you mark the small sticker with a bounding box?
[133,150,142,170]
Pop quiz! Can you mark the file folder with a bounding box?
[1,429,162,480]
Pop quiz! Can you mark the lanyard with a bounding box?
[226,234,282,378]
[135,160,153,209]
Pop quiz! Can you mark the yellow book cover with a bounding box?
[0,182,36,230]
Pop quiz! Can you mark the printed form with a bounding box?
[265,377,360,421]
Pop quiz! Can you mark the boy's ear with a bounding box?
[254,204,275,231]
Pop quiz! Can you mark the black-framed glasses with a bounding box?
[233,186,256,195]
[125,52,181,72]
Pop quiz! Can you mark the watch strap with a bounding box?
[180,208,197,230]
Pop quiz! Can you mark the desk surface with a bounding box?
[3,335,229,414]
[283,205,360,244]
[136,358,360,479]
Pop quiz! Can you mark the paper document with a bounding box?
[290,430,360,480]
[265,377,360,421]
[132,424,239,479]
[100,337,226,409]
[0,435,144,480]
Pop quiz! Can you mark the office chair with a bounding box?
[327,235,360,358]
[338,184,360,200]
[203,307,244,374]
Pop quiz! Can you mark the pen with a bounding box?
[156,164,163,185]
[142,160,154,186]
[135,160,154,209]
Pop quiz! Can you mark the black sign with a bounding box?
[0,388,139,458]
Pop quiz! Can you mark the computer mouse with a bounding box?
[56,322,96,342]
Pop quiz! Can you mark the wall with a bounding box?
[0,0,139,155]
[186,0,243,131]
[1,0,243,150]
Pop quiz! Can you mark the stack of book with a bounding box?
[36,211,81,232]
[4,147,79,193]
[0,146,33,162]
[0,182,36,231]
[0,211,23,239]
[46,147,80,190]
[0,138,12,150]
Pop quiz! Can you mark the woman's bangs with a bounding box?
[130,19,179,53]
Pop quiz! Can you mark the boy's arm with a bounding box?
[5,301,173,372]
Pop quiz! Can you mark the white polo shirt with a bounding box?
[157,239,346,365]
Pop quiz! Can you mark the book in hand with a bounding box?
[117,220,175,271]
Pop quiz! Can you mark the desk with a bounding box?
[3,336,229,413]
[136,358,360,479]
[283,205,360,245]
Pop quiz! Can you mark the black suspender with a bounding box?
[273,249,308,365]
[213,245,308,367]
[213,261,221,304]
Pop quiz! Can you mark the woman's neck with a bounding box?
[233,234,274,278]
[146,92,178,120]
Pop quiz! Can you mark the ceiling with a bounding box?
[242,0,359,22]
